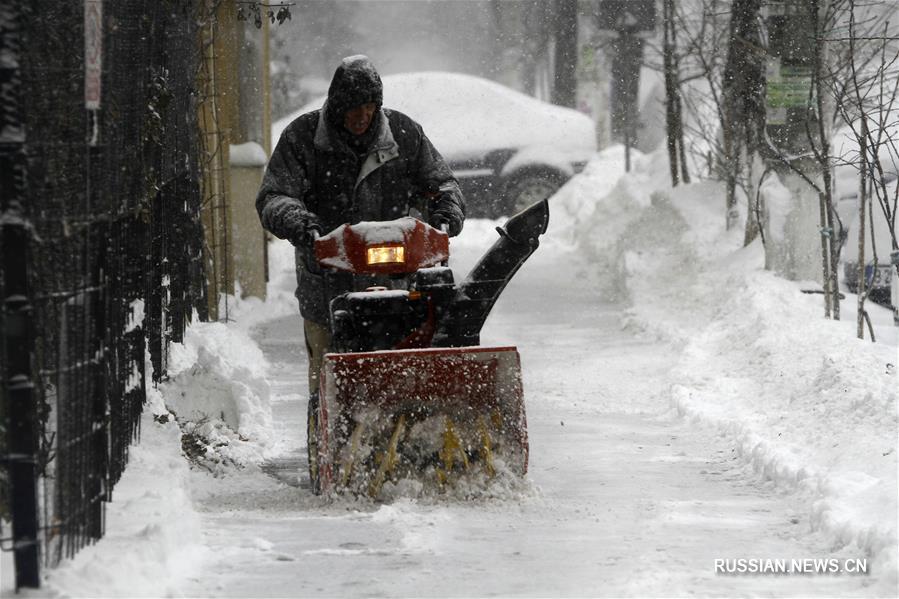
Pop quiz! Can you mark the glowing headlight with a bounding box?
[366,245,405,265]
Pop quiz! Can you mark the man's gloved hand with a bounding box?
[429,206,463,237]
[426,182,464,237]
[282,208,322,247]
[428,193,465,237]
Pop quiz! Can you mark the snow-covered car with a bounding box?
[273,72,597,217]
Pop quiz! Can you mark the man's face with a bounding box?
[343,102,377,136]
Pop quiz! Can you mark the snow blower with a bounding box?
[307,200,549,497]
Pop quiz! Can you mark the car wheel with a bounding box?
[503,169,566,216]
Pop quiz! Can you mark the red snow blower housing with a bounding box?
[307,200,549,497]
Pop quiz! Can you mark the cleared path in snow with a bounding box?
[181,220,877,597]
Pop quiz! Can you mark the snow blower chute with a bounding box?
[307,200,549,497]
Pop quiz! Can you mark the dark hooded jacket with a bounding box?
[256,55,465,324]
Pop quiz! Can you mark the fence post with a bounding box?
[1,2,40,589]
[2,225,41,589]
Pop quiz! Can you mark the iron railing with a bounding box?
[1,1,207,587]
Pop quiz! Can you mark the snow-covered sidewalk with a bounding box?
[557,146,898,590]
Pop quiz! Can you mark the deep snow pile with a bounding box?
[552,145,899,588]
[161,322,274,468]
[154,237,299,469]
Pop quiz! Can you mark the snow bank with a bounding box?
[153,238,304,468]
[25,239,294,590]
[162,321,274,467]
[568,146,898,591]
[41,389,207,597]
[25,271,288,590]
[667,268,897,560]
[3,244,289,594]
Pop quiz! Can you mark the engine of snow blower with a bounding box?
[307,200,549,497]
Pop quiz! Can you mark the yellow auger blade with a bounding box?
[491,408,504,431]
[317,346,529,494]
[478,416,495,478]
[436,418,469,485]
[368,414,407,498]
[340,422,367,486]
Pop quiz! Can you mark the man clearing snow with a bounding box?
[255,55,465,395]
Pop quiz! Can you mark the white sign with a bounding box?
[84,0,102,109]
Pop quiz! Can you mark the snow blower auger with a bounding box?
[307,200,549,497]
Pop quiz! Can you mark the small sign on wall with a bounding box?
[84,0,102,110]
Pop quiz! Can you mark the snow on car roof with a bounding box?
[273,71,596,161]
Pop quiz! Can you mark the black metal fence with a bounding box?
[1,1,207,588]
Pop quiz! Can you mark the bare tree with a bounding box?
[647,0,758,203]
[642,0,896,330]
[830,0,899,337]
[661,0,690,186]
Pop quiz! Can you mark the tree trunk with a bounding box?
[722,0,764,232]
[743,153,762,245]
[662,0,680,186]
[677,105,690,184]
[722,113,739,229]
[857,122,868,339]
[811,0,839,319]
[551,0,578,108]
